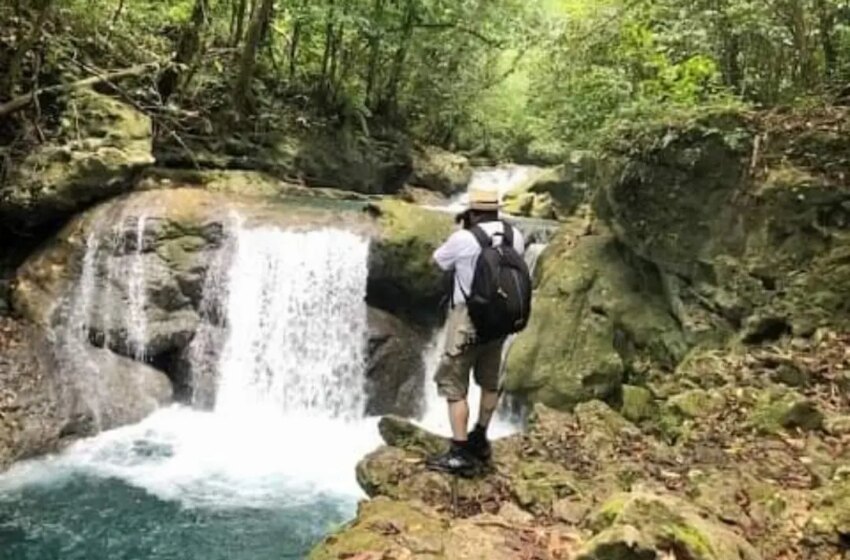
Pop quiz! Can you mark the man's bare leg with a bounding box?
[448,398,470,441]
[477,390,500,429]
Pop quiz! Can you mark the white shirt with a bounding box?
[433,221,525,306]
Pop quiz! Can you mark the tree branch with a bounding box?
[0,62,160,118]
[387,22,505,48]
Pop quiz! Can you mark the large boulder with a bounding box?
[409,145,472,195]
[0,87,154,228]
[579,490,761,560]
[0,318,66,469]
[0,317,171,470]
[598,108,850,339]
[504,225,686,410]
[503,154,595,221]
[365,308,427,417]
[367,200,454,323]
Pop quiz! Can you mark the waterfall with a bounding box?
[213,227,370,420]
[2,221,380,510]
[126,215,149,361]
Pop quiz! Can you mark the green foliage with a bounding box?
[4,0,849,163]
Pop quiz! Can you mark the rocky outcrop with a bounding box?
[504,221,685,410]
[0,317,171,469]
[366,200,454,323]
[311,406,770,559]
[13,188,442,411]
[0,88,154,229]
[155,127,413,195]
[365,308,427,417]
[506,106,850,414]
[409,145,472,195]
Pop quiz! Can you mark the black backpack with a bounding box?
[464,223,532,342]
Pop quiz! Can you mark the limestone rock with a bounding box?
[598,108,850,338]
[365,309,427,417]
[367,200,454,322]
[748,387,824,433]
[668,389,727,420]
[504,229,685,410]
[410,145,472,195]
[0,318,66,469]
[620,385,656,423]
[503,157,594,221]
[580,491,762,560]
[0,88,153,228]
[310,497,579,560]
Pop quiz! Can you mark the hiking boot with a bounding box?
[467,426,492,463]
[426,443,478,477]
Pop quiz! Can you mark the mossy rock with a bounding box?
[511,460,581,513]
[620,385,656,423]
[804,478,850,548]
[667,389,726,420]
[409,145,472,196]
[367,200,454,322]
[503,157,595,221]
[308,498,445,560]
[505,229,684,411]
[1,88,154,228]
[747,387,824,434]
[581,491,761,560]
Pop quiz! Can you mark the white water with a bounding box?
[440,164,542,214]
[1,224,380,508]
[126,215,149,361]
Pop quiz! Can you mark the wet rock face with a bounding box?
[13,189,443,415]
[0,317,171,470]
[0,88,154,229]
[365,308,427,417]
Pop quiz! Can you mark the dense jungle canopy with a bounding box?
[3,0,850,165]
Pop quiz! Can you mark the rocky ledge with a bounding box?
[311,384,850,560]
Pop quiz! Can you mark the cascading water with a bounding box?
[0,221,381,560]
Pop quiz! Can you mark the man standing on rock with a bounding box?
[426,188,532,476]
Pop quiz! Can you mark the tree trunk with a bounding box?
[157,0,209,103]
[364,0,385,108]
[382,0,415,117]
[231,0,248,46]
[233,0,275,114]
[320,0,336,93]
[3,0,52,99]
[815,0,838,80]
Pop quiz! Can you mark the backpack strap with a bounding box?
[500,221,514,247]
[469,225,492,248]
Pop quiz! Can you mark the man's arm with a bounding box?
[433,230,467,271]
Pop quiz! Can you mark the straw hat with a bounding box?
[467,188,500,211]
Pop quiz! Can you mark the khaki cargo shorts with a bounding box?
[434,305,506,401]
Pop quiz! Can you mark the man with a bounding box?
[426,188,525,476]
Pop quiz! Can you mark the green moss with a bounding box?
[668,389,726,420]
[589,493,630,532]
[368,200,453,319]
[660,523,715,559]
[512,460,580,512]
[620,385,656,423]
[748,388,824,434]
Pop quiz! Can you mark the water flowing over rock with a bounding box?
[13,188,442,419]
